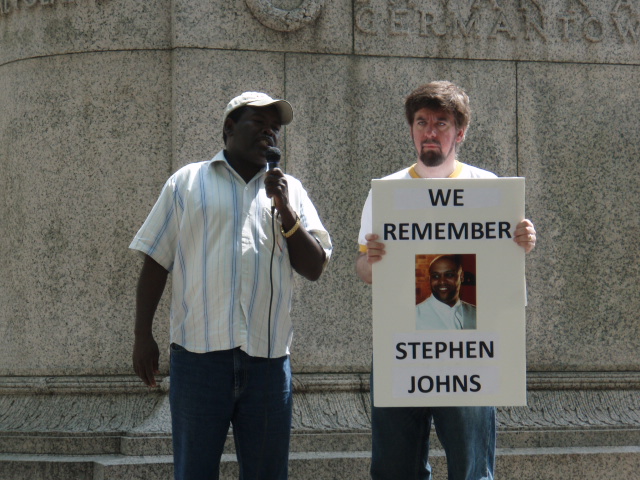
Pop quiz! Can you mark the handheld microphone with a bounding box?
[265,146,282,212]
[266,146,281,171]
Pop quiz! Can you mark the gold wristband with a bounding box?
[281,215,301,238]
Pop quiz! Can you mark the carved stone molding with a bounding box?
[244,0,326,32]
[1,372,637,395]
[500,390,640,430]
[0,375,170,395]
[1,373,639,438]
[526,371,640,391]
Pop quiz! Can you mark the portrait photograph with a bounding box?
[415,254,477,330]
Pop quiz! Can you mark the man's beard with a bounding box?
[419,149,446,167]
[418,140,457,167]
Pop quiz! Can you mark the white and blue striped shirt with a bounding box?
[130,151,332,358]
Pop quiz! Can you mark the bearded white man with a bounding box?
[356,81,536,480]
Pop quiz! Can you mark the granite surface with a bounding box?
[5,1,636,66]
[0,51,172,375]
[0,0,171,65]
[518,62,640,371]
[172,0,352,54]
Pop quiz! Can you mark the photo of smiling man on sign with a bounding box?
[416,254,477,330]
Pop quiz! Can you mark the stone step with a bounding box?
[1,446,639,480]
[4,428,640,456]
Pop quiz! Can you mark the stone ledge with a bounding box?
[526,371,640,390]
[2,371,638,395]
[0,376,170,395]
[2,447,640,480]
[1,373,638,456]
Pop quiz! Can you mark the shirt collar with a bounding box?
[408,161,464,179]
[212,150,268,182]
[427,293,461,313]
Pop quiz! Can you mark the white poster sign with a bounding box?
[372,178,526,407]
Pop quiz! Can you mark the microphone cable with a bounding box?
[265,146,281,361]
[257,146,281,479]
[268,203,277,360]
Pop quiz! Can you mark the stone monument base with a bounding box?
[1,373,639,479]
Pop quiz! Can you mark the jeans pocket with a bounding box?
[170,343,186,353]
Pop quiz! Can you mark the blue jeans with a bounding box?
[370,375,495,480]
[170,345,292,480]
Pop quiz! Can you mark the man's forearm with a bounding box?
[286,229,326,281]
[356,252,373,284]
[276,204,326,281]
[135,255,169,337]
[133,255,169,387]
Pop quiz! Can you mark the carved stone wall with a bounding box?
[1,373,638,455]
[354,0,640,63]
[1,0,639,474]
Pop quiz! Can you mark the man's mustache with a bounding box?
[260,135,276,146]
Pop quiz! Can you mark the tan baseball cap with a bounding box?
[223,92,293,126]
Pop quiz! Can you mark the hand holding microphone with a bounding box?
[264,147,300,240]
[266,146,281,172]
[264,147,289,212]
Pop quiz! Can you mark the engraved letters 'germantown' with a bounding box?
[355,0,640,45]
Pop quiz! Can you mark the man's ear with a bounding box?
[223,117,235,139]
